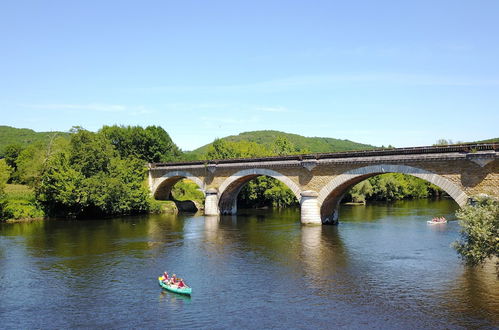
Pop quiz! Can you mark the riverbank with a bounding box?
[0,184,204,222]
[150,199,203,214]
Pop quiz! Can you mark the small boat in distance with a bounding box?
[158,274,192,296]
[427,217,447,225]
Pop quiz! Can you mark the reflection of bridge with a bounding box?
[148,144,499,224]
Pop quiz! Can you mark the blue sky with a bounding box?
[1,1,498,150]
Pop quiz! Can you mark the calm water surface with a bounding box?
[0,199,498,329]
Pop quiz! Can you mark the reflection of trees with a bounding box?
[147,214,185,245]
[4,214,187,275]
[440,262,499,327]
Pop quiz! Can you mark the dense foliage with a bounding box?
[238,176,299,208]
[0,160,10,218]
[346,173,442,203]
[1,125,184,220]
[35,129,151,217]
[171,180,205,202]
[206,138,273,159]
[453,196,499,271]
[99,125,182,162]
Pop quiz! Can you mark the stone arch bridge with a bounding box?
[148,143,499,224]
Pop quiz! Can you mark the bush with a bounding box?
[171,179,205,202]
[453,196,499,271]
[2,200,45,219]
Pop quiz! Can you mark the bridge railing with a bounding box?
[149,142,498,168]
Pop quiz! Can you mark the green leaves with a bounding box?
[35,129,151,218]
[453,197,499,269]
[348,173,441,202]
[206,138,272,160]
[99,125,182,163]
[0,159,12,201]
[272,136,298,156]
[238,176,299,209]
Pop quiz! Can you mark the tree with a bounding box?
[453,196,499,271]
[36,129,151,217]
[206,139,271,160]
[16,136,69,186]
[99,125,182,163]
[69,128,115,177]
[3,144,24,183]
[0,159,12,219]
[206,138,239,160]
[349,180,373,203]
[346,173,442,203]
[238,176,298,208]
[272,136,296,155]
[433,139,464,146]
[0,159,11,196]
[434,139,452,146]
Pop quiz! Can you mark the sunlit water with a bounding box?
[0,199,497,329]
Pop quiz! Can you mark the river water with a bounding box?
[0,199,497,329]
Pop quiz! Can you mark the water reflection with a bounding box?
[0,199,497,329]
[159,290,191,304]
[444,262,499,325]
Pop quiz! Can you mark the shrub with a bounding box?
[453,196,499,271]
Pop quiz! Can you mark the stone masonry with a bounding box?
[148,144,499,225]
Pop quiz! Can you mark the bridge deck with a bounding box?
[150,143,499,168]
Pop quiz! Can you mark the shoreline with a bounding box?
[4,217,45,223]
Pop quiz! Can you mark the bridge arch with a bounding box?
[152,170,205,200]
[217,168,302,214]
[317,164,469,223]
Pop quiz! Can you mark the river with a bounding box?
[0,199,497,329]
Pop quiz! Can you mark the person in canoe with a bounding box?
[169,274,177,285]
[177,278,186,288]
[162,271,169,283]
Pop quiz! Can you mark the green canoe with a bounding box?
[158,276,192,296]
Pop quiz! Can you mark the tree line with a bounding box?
[0,125,181,219]
[0,127,446,220]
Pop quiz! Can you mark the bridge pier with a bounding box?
[204,188,220,216]
[300,191,322,225]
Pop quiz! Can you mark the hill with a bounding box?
[475,137,499,143]
[0,126,69,156]
[187,130,377,159]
